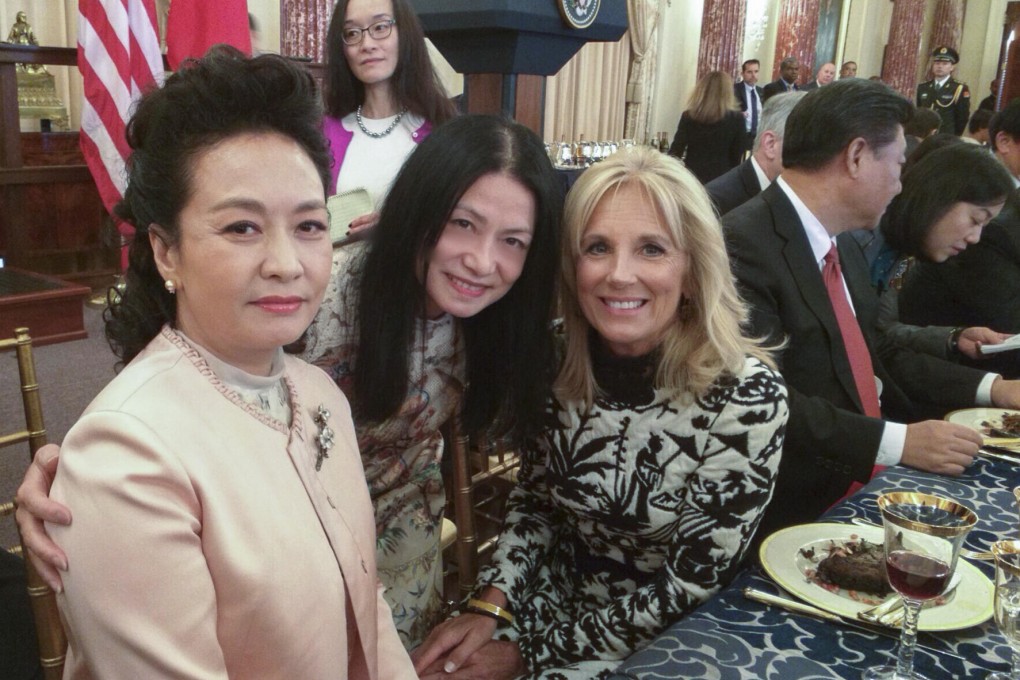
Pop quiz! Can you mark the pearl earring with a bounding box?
[164,279,176,294]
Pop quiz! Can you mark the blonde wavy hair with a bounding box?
[556,146,773,408]
[686,70,740,124]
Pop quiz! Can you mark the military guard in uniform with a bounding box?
[916,46,970,136]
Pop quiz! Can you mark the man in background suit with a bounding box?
[762,56,800,103]
[734,59,764,154]
[801,62,835,90]
[706,91,804,215]
[839,61,857,79]
[723,79,1020,539]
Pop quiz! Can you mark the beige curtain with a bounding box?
[542,36,630,144]
[624,0,661,142]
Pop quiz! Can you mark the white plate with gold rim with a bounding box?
[946,407,1020,450]
[759,522,993,632]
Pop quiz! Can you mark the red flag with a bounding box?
[165,0,252,69]
[78,0,164,267]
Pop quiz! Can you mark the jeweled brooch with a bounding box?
[314,404,334,471]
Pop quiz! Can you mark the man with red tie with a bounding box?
[722,79,1020,541]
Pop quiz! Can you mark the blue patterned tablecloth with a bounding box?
[609,457,1019,680]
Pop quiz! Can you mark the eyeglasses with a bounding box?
[341,19,396,46]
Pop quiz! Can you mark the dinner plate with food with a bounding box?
[945,407,1020,451]
[759,522,993,631]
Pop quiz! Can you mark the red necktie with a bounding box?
[823,245,884,496]
[822,245,881,417]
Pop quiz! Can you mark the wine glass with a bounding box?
[990,540,1020,680]
[862,492,976,680]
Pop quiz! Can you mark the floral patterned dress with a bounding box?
[302,243,465,648]
[479,349,788,678]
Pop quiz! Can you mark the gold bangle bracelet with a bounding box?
[465,598,514,626]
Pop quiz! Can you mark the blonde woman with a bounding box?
[668,70,746,184]
[413,147,788,679]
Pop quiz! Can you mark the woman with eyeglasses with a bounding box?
[323,0,456,231]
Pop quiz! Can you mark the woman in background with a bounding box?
[323,0,456,228]
[668,70,745,185]
[42,48,415,678]
[414,147,788,679]
[860,143,1014,362]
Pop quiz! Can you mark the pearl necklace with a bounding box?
[356,105,407,138]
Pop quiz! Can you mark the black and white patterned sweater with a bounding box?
[479,351,788,676]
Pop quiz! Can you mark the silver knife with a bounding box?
[742,588,970,662]
[743,587,899,639]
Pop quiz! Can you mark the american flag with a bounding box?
[77,0,163,222]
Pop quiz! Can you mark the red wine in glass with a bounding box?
[886,550,950,600]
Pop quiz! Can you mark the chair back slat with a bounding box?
[3,327,66,680]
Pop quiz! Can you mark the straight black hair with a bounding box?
[882,143,1014,258]
[323,0,455,125]
[354,115,562,440]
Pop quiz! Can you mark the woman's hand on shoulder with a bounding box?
[416,639,524,680]
[14,443,69,591]
[411,611,498,676]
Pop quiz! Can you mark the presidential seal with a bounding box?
[557,0,601,29]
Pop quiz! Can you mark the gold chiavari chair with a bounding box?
[1,327,66,680]
[445,415,521,597]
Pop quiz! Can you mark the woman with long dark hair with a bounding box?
[300,113,562,646]
[322,0,456,227]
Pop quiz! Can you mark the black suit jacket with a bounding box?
[761,78,797,103]
[705,158,762,216]
[733,82,763,150]
[733,82,763,114]
[723,184,987,538]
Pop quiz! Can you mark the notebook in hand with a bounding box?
[327,188,373,245]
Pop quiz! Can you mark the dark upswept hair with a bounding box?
[106,47,332,365]
[354,114,562,440]
[323,0,455,125]
[882,143,1013,258]
[783,78,914,170]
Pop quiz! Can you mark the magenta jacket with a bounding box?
[322,114,432,193]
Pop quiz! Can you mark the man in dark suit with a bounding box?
[722,79,1020,539]
[734,59,764,153]
[706,91,804,215]
[762,56,800,103]
[916,46,971,135]
[800,62,835,91]
[990,98,1020,180]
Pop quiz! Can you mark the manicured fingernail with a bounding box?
[58,557,68,571]
[49,580,62,594]
[444,661,457,673]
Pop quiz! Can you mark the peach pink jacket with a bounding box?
[50,328,415,679]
